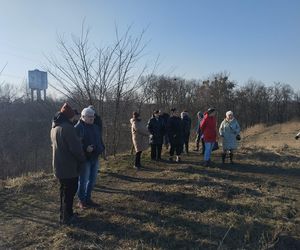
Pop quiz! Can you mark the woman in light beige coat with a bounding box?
[130,112,149,169]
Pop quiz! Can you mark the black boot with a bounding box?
[229,152,234,164]
[222,153,226,164]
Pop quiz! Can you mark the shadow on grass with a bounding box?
[241,148,300,164]
[106,170,263,198]
[73,202,273,250]
[221,162,300,177]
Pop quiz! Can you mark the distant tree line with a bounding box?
[140,74,300,128]
[0,74,299,178]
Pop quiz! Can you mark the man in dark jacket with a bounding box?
[181,111,192,155]
[147,110,165,161]
[75,107,105,208]
[50,103,85,225]
[167,108,184,162]
[159,111,170,149]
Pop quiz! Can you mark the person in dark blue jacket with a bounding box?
[75,107,105,208]
[167,108,184,162]
[147,110,165,161]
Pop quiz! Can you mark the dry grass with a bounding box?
[0,122,300,249]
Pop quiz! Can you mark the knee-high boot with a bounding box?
[229,152,233,163]
[221,152,226,164]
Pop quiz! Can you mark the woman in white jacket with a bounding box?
[219,111,240,164]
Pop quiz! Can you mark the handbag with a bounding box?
[236,134,241,141]
[212,141,219,151]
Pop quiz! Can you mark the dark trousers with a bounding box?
[135,151,142,167]
[184,141,189,154]
[195,135,205,154]
[151,144,162,160]
[170,143,183,156]
[59,177,78,223]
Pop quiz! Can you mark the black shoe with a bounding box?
[60,214,79,226]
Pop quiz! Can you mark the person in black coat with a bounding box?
[167,108,184,162]
[88,105,107,160]
[159,111,170,149]
[181,111,192,155]
[147,110,165,161]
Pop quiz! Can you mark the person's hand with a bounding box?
[295,135,299,140]
[87,145,94,152]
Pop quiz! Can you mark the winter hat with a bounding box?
[207,107,216,114]
[226,110,233,118]
[170,108,176,112]
[60,103,75,119]
[81,107,95,117]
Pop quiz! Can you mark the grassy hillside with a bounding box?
[0,122,299,249]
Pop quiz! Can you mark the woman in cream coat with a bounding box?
[219,111,240,164]
[130,111,149,169]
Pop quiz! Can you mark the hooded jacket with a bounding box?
[50,112,85,179]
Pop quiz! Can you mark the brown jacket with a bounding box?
[50,113,85,179]
[130,118,149,152]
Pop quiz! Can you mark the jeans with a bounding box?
[204,142,214,161]
[78,158,99,203]
[59,177,78,223]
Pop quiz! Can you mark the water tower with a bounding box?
[28,69,48,101]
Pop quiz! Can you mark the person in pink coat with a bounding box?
[200,108,217,166]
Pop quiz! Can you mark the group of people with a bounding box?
[130,108,192,169]
[130,107,241,168]
[51,102,244,225]
[50,103,105,225]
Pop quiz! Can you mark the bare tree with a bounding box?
[45,23,154,155]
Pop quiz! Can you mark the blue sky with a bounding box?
[0,0,299,91]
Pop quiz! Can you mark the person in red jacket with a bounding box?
[200,108,217,166]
